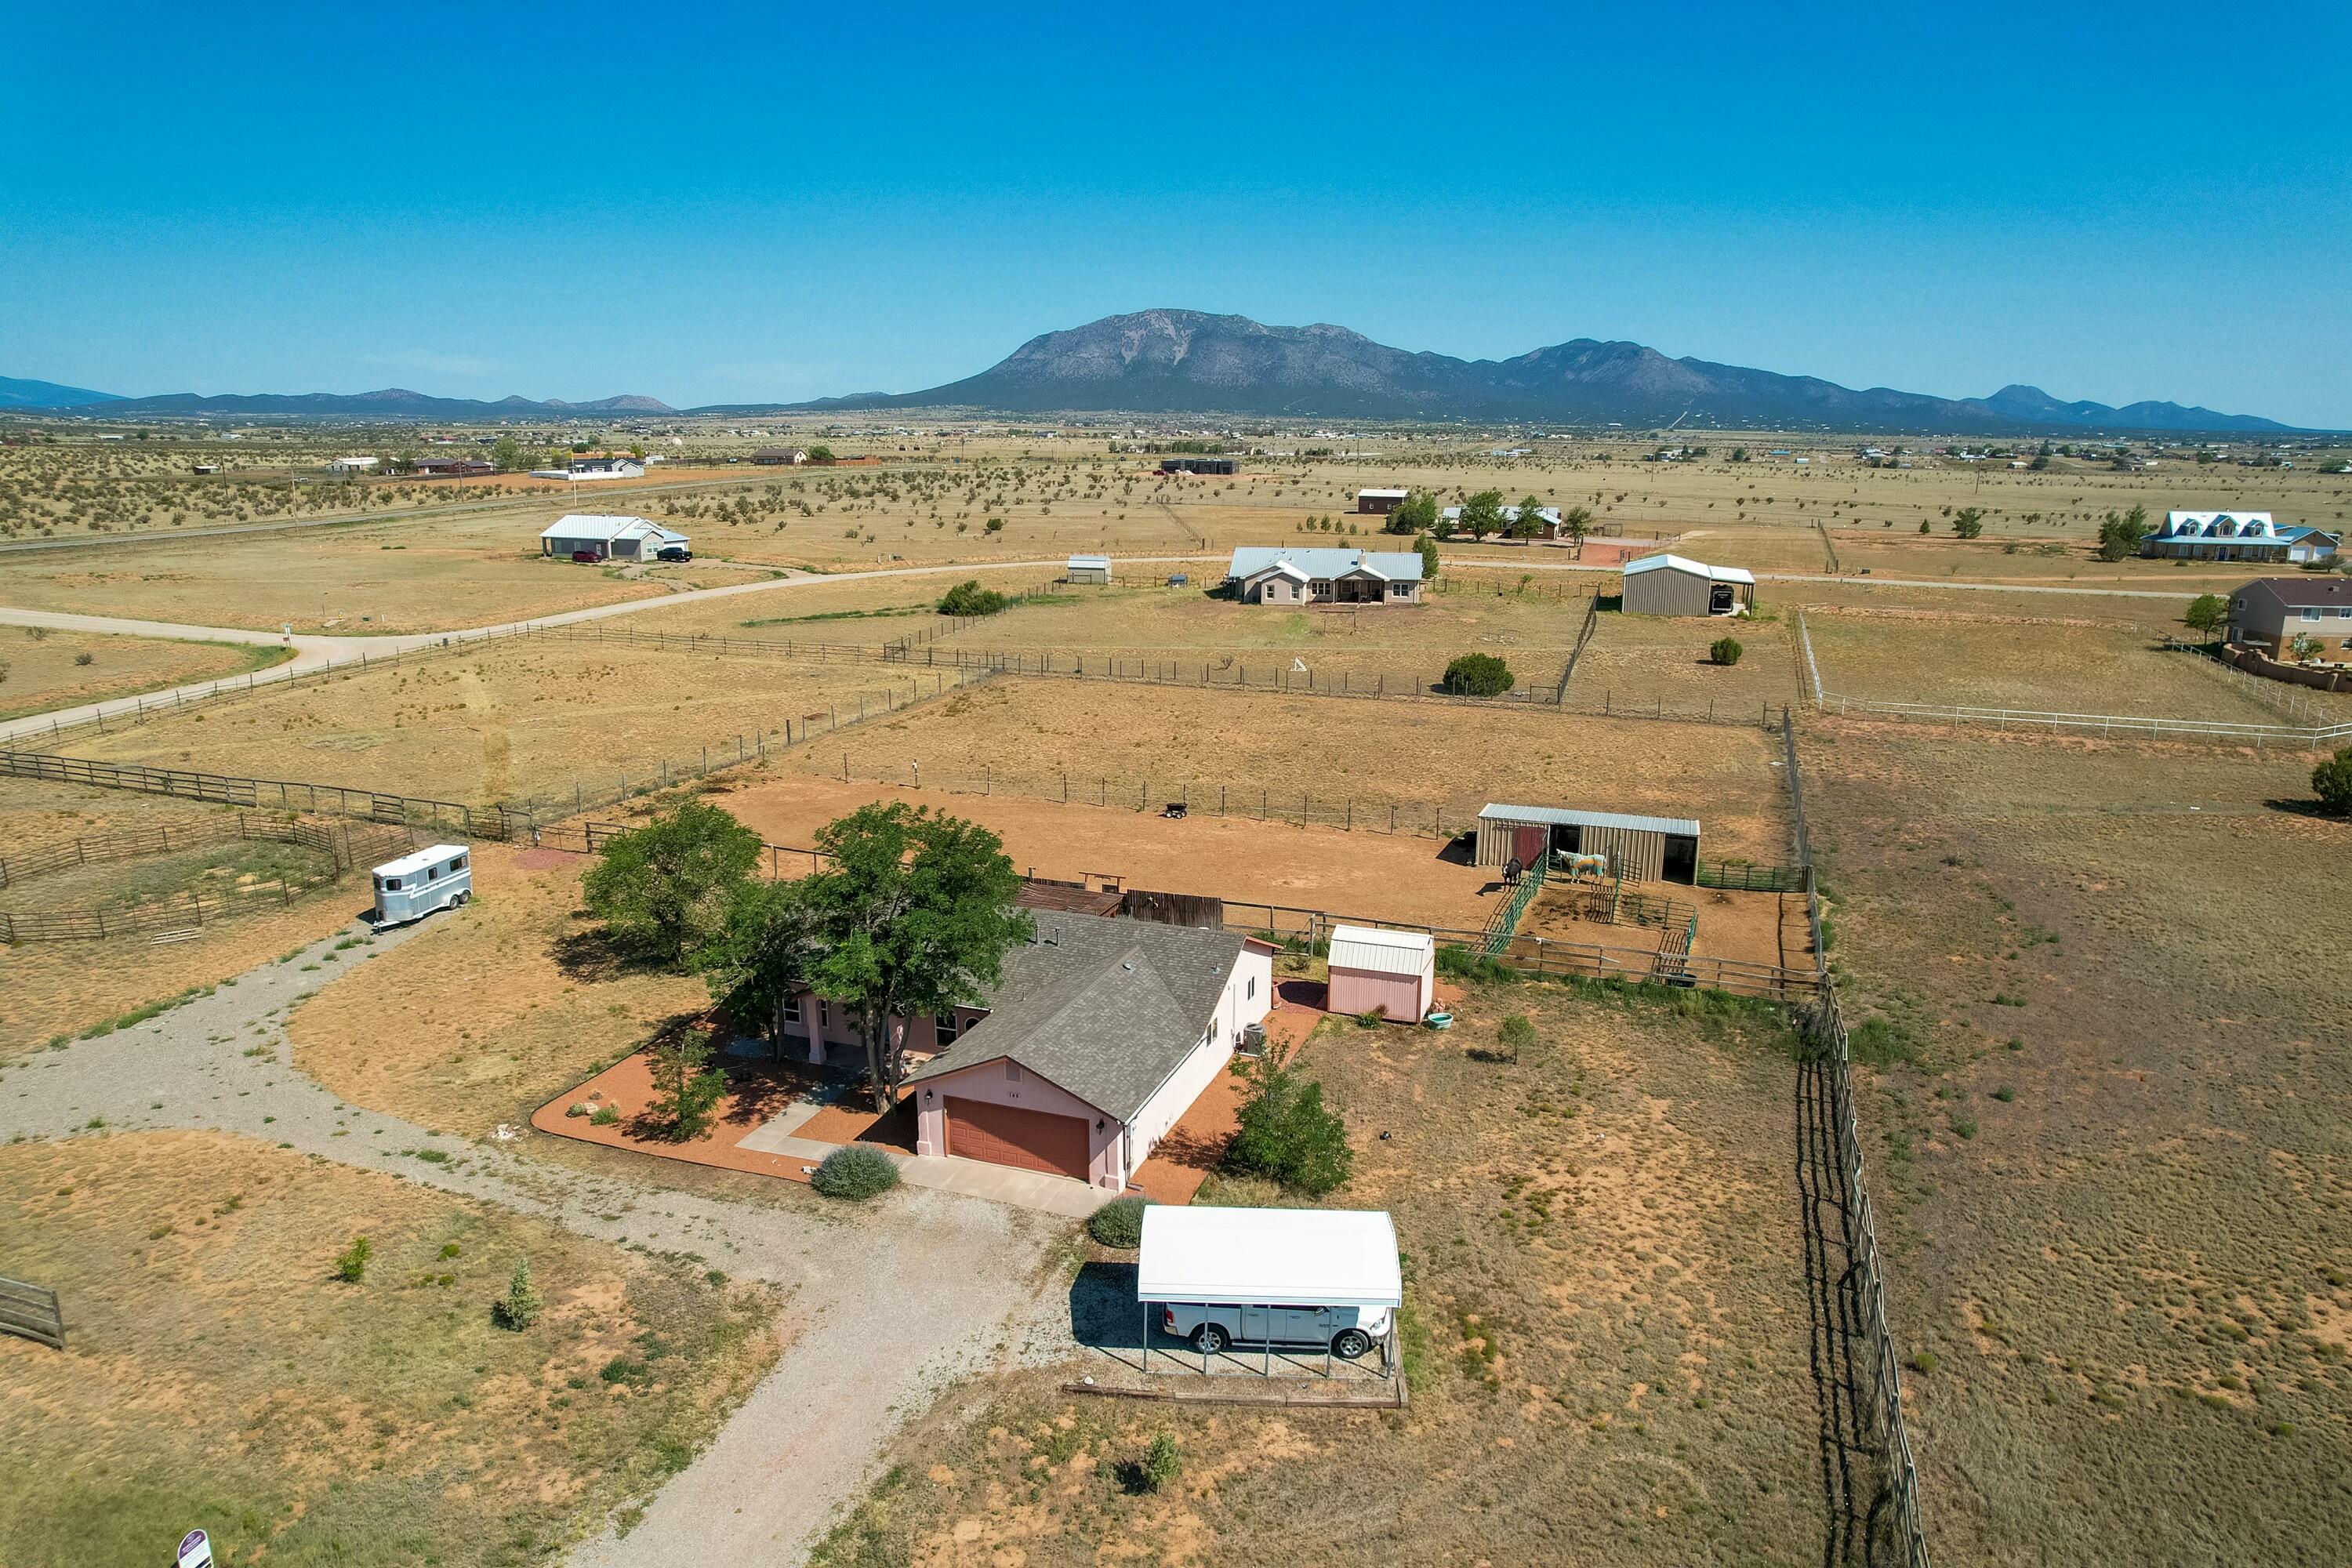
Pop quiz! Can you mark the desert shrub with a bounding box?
[590,1104,620,1126]
[1355,1008,1385,1028]
[1709,636,1744,666]
[1226,1068,1352,1196]
[1497,1014,1536,1058]
[1435,943,1513,984]
[335,1235,372,1283]
[73,652,95,666]
[937,579,1009,617]
[812,1144,901,1200]
[1140,1432,1181,1493]
[2312,746,2352,815]
[494,1257,543,1330]
[1441,653,1514,697]
[1087,1195,1148,1249]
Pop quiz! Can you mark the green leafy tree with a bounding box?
[938,579,1010,616]
[1951,507,1985,539]
[1225,1068,1352,1195]
[2183,593,2226,638]
[582,799,764,967]
[694,878,823,1040]
[2096,505,2151,561]
[800,804,1032,1109]
[1510,495,1549,538]
[806,445,836,464]
[2290,633,2323,660]
[491,434,524,472]
[1385,490,1439,534]
[1729,447,1748,463]
[1559,504,1593,543]
[1417,532,1441,582]
[494,1257,543,1330]
[1710,635,1744,666]
[1442,652,1514,697]
[2313,746,2352,815]
[646,1026,729,1141]
[1457,489,1506,539]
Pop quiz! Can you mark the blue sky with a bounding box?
[5,1,2349,424]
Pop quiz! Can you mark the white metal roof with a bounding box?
[1227,546,1425,583]
[539,514,669,543]
[1623,553,1756,586]
[1327,924,1434,976]
[372,843,470,878]
[1478,803,1701,837]
[1356,488,1410,499]
[1067,554,1111,569]
[1137,1207,1403,1309]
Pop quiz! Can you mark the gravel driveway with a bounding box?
[0,918,1067,1563]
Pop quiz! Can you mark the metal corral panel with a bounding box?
[1326,924,1433,977]
[1138,1207,1403,1309]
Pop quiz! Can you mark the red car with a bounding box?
[569,549,603,564]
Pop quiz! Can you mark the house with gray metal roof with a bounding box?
[891,913,1276,1190]
[1226,546,1425,606]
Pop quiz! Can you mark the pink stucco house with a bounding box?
[776,913,1275,1190]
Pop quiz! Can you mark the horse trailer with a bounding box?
[371,844,473,929]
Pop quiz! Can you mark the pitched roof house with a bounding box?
[1226,546,1425,606]
[2227,577,2352,659]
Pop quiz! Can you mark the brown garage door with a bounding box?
[944,1097,1091,1180]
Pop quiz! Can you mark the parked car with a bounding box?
[569,549,603,564]
[1161,1301,1387,1359]
[655,545,691,561]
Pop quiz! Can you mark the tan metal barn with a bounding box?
[1475,804,1701,884]
[1621,554,1756,616]
[1066,554,1112,585]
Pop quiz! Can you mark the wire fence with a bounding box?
[1796,609,2352,749]
[0,818,412,943]
[1783,710,1930,1568]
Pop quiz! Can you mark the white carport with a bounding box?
[1137,1206,1404,1377]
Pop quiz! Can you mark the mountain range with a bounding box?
[728,310,2299,434]
[4,310,2310,433]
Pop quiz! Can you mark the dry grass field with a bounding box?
[0,626,289,721]
[1570,611,1803,715]
[1802,721,2352,1565]
[772,677,1795,862]
[0,1130,779,1568]
[67,642,962,806]
[812,982,1828,1568]
[289,845,711,1141]
[1799,607,2349,722]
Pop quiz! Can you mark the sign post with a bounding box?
[177,1529,214,1568]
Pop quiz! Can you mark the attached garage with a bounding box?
[1475,803,1701,885]
[944,1096,1091,1179]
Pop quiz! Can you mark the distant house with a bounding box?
[1160,456,1237,476]
[1440,503,1563,538]
[327,456,379,473]
[1356,488,1410,515]
[2227,577,2352,659]
[1066,554,1112,585]
[2140,511,2338,564]
[1621,554,1755,617]
[538,514,688,561]
[752,446,808,466]
[1226,546,1425,606]
[849,913,1276,1189]
[412,455,493,478]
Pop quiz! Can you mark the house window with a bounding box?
[782,995,801,1025]
[1007,1062,1023,1083]
[818,1000,829,1028]
[1247,975,1257,1000]
[2301,608,2322,622]
[933,1013,959,1045]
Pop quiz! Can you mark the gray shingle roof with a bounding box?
[902,913,1247,1123]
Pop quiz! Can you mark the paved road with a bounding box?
[1445,556,2211,600]
[0,919,1065,1563]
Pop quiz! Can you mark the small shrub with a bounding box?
[1441,652,1514,697]
[590,1105,620,1126]
[565,1102,593,1118]
[494,1257,543,1330]
[2312,746,2352,816]
[1355,1008,1384,1029]
[439,1241,463,1259]
[1138,1431,1181,1493]
[1435,943,1513,984]
[1226,1068,1352,1196]
[1709,635,1744,666]
[1907,1349,1938,1375]
[937,579,1009,617]
[812,1144,901,1200]
[335,1235,372,1283]
[74,652,95,666]
[1087,1195,1148,1249]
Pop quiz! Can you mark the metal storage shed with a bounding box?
[1142,1206,1401,1306]
[1475,803,1701,884]
[1621,554,1755,616]
[1066,554,1112,585]
[1326,924,1436,1022]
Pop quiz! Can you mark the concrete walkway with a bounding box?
[0,921,1070,1564]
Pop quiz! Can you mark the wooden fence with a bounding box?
[0,1276,66,1349]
